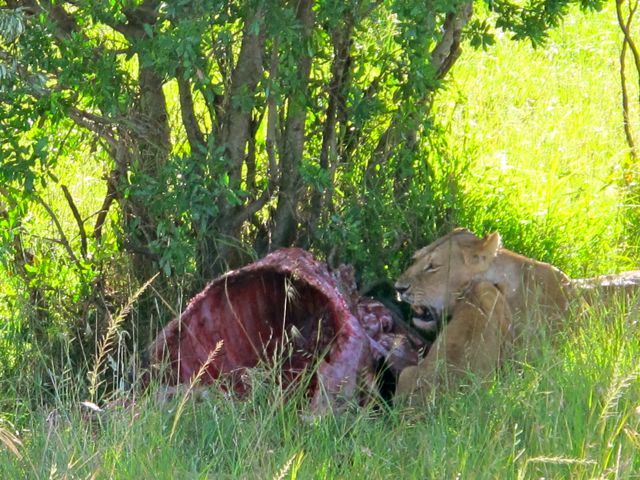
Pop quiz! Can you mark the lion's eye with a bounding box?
[423,263,440,273]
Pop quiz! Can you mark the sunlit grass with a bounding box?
[435,6,637,277]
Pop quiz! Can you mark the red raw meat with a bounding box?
[146,248,423,411]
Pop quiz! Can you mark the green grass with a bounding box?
[1,298,638,478]
[2,5,640,479]
[435,5,638,277]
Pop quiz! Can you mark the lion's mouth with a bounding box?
[410,305,442,334]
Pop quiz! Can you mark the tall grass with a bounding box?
[2,5,639,479]
[0,296,638,478]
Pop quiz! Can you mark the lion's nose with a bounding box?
[395,284,409,295]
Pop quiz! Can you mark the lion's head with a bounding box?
[394,229,501,321]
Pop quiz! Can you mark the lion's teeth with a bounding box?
[412,306,424,315]
[412,317,438,333]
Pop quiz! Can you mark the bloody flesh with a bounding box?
[146,248,423,410]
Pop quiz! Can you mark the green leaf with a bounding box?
[143,23,154,38]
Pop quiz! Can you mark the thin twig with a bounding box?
[93,170,119,243]
[60,185,88,259]
[616,0,639,159]
[33,194,83,270]
[266,38,280,187]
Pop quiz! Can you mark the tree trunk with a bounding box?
[305,16,353,246]
[196,6,267,279]
[271,0,315,249]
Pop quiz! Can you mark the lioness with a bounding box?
[395,229,575,334]
[395,280,512,405]
[393,228,640,402]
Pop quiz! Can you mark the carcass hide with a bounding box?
[146,248,423,412]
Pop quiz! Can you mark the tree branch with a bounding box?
[60,184,88,259]
[93,172,118,244]
[364,2,473,186]
[220,6,266,190]
[244,111,262,194]
[616,0,639,159]
[99,0,160,40]
[0,40,124,155]
[176,68,206,156]
[231,188,271,231]
[616,0,640,82]
[307,15,354,244]
[0,185,18,209]
[265,39,280,188]
[431,2,474,80]
[340,73,384,164]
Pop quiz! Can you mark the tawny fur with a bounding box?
[394,228,640,404]
[395,281,512,406]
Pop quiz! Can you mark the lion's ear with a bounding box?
[481,232,501,257]
[462,232,501,265]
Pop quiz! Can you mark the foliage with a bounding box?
[0,0,605,280]
[0,0,631,400]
